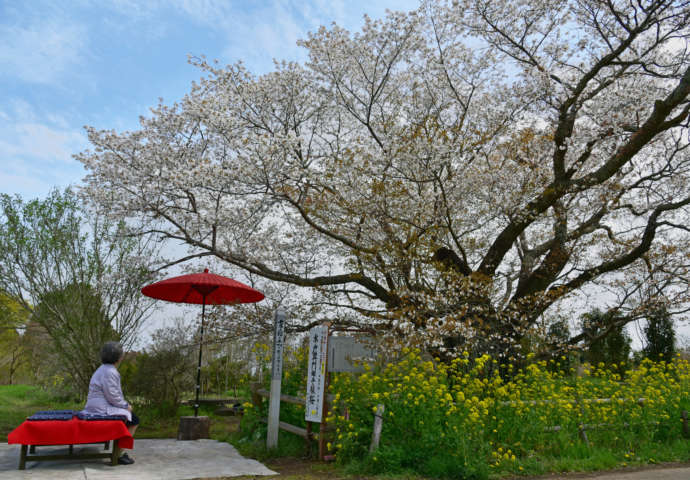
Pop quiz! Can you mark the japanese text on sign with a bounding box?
[271,310,286,380]
[305,325,328,422]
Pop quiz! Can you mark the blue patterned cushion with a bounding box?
[76,411,127,421]
[28,410,76,421]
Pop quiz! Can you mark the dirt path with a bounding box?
[218,460,690,480]
[516,462,690,480]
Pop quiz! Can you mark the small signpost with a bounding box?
[305,324,329,423]
[267,309,286,449]
[305,324,330,459]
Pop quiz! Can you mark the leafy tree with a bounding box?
[31,283,120,392]
[581,309,632,367]
[0,292,30,384]
[20,320,61,387]
[643,306,675,362]
[0,190,159,394]
[201,338,251,397]
[77,0,690,357]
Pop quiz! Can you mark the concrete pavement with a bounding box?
[0,438,277,479]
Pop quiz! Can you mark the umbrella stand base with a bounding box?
[177,416,210,440]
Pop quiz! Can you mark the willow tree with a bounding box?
[78,0,690,358]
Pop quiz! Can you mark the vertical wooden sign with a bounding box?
[267,309,286,449]
[305,324,328,423]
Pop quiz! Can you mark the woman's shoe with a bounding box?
[118,452,135,465]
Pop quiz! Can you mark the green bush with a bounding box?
[237,339,690,478]
[123,324,195,411]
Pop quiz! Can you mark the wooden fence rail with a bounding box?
[250,384,336,447]
[499,397,647,407]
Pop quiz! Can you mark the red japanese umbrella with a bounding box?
[141,269,264,416]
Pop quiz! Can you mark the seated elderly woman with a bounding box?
[82,341,139,465]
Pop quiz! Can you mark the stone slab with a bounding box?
[0,438,277,479]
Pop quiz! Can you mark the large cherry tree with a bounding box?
[78,0,690,357]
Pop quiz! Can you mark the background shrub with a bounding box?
[123,323,195,415]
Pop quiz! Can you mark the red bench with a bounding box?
[8,418,133,469]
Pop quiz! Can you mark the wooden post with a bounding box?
[267,309,286,449]
[306,421,313,456]
[111,439,120,466]
[29,445,35,454]
[318,325,331,460]
[178,416,210,440]
[681,410,689,438]
[318,370,330,460]
[251,382,263,408]
[574,393,589,446]
[369,404,385,453]
[578,424,589,445]
[19,445,27,470]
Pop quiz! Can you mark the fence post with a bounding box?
[369,404,385,453]
[250,383,263,409]
[305,421,313,456]
[574,393,589,447]
[578,424,589,445]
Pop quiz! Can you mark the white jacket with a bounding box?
[82,364,132,422]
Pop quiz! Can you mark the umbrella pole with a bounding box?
[194,296,206,417]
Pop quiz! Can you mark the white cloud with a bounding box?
[0,16,87,85]
[106,0,159,19]
[10,123,84,162]
[0,101,87,198]
[97,0,420,70]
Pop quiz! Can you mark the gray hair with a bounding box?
[100,341,123,364]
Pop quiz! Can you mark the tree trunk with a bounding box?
[177,416,210,440]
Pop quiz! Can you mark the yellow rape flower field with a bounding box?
[239,346,690,479]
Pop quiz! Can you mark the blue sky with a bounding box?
[0,0,419,200]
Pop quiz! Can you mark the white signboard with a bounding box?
[305,325,328,423]
[328,336,377,372]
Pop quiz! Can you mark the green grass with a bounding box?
[230,426,314,461]
[0,384,81,440]
[125,402,244,439]
[487,437,690,478]
[0,384,245,442]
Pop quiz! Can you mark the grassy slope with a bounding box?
[0,385,80,440]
